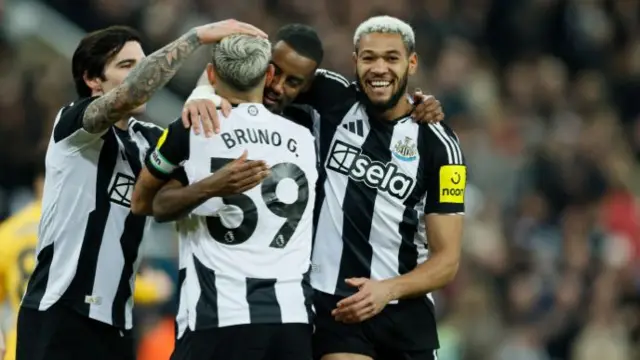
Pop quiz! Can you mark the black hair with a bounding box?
[274,24,324,65]
[72,26,142,98]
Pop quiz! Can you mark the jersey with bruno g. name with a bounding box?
[295,70,466,305]
[145,103,318,336]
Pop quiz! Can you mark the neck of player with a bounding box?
[375,95,413,122]
[215,83,264,105]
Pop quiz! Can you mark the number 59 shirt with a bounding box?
[144,103,318,336]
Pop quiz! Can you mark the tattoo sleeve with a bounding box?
[82,29,202,133]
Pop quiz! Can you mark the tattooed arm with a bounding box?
[82,30,201,134]
[82,19,268,134]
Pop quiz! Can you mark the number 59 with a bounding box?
[206,160,310,249]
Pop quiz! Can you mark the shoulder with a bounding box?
[282,104,317,133]
[129,118,164,136]
[53,97,101,142]
[419,123,464,164]
[314,69,353,87]
[271,111,315,139]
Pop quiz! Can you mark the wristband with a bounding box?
[186,85,222,107]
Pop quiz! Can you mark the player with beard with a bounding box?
[185,24,445,134]
[291,16,466,360]
[181,21,453,359]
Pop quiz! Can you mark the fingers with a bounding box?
[339,305,377,324]
[236,22,268,38]
[333,293,373,322]
[220,99,232,117]
[181,107,190,129]
[197,101,214,137]
[412,88,424,104]
[235,169,270,192]
[335,290,367,310]
[182,105,202,135]
[231,160,270,191]
[236,150,248,163]
[412,96,443,124]
[206,103,221,135]
[344,277,368,288]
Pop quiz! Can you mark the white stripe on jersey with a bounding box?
[176,104,317,330]
[316,69,351,87]
[368,117,421,296]
[24,103,163,330]
[312,102,367,293]
[428,123,463,164]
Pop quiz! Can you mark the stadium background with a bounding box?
[1,0,640,359]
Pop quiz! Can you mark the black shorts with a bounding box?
[313,291,439,360]
[16,303,134,360]
[171,323,313,360]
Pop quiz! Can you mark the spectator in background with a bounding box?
[3,0,639,359]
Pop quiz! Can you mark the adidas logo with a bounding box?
[341,119,364,137]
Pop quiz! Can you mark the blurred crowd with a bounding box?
[1,0,639,359]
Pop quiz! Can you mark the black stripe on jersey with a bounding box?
[111,213,145,326]
[193,255,219,328]
[312,106,344,241]
[110,130,144,326]
[22,243,55,308]
[302,268,314,323]
[62,131,119,315]
[131,122,163,154]
[112,128,147,326]
[335,117,395,296]
[397,125,429,275]
[246,278,282,323]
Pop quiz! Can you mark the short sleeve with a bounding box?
[423,124,466,214]
[294,69,355,114]
[53,97,107,146]
[145,119,190,181]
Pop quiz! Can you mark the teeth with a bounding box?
[369,81,390,88]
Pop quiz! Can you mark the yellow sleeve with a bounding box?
[133,276,160,305]
[0,226,13,303]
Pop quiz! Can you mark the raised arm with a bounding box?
[83,19,267,134]
[82,30,201,134]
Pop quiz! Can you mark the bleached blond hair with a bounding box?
[353,16,415,53]
[212,34,272,91]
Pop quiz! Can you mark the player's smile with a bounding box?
[263,89,281,107]
[363,76,396,100]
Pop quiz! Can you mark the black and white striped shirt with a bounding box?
[144,104,317,336]
[22,97,164,329]
[297,70,466,299]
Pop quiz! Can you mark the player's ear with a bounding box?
[408,52,418,76]
[206,63,217,86]
[83,71,103,95]
[265,63,275,87]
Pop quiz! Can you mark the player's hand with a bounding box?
[410,89,444,124]
[194,19,268,45]
[206,150,270,197]
[331,278,394,324]
[182,97,232,137]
